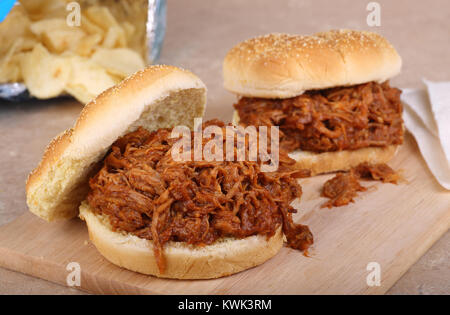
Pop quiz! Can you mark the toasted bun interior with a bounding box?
[232,111,398,175]
[223,30,402,98]
[26,65,207,221]
[79,202,283,279]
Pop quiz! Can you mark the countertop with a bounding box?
[0,0,449,294]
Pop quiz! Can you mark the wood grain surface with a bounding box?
[0,134,448,294]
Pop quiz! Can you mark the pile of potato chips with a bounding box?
[0,0,148,103]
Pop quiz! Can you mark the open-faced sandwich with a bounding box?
[26,65,312,279]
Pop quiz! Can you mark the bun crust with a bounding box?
[223,30,402,98]
[26,65,207,221]
[233,110,398,175]
[79,202,283,279]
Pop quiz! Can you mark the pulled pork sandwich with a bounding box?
[224,30,404,175]
[26,65,312,279]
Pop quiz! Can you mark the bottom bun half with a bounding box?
[288,145,398,176]
[79,202,283,279]
[233,110,398,175]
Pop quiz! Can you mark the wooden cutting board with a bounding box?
[0,134,448,294]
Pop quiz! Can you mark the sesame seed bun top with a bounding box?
[223,30,402,98]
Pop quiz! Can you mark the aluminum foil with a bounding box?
[0,0,166,101]
[0,83,29,101]
[147,0,167,63]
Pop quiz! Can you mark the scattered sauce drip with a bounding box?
[321,163,399,208]
[87,120,313,273]
[234,81,403,153]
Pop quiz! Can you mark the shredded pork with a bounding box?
[321,163,399,208]
[234,81,403,152]
[87,120,313,273]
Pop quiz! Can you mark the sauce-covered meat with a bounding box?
[321,163,399,208]
[87,120,313,273]
[234,81,403,152]
[354,162,399,184]
[321,170,366,208]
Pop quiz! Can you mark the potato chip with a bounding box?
[0,54,23,83]
[29,18,68,36]
[101,26,127,49]
[19,44,70,98]
[75,33,103,57]
[63,85,94,105]
[1,39,27,83]
[19,37,39,51]
[122,22,136,38]
[42,28,86,53]
[0,6,34,56]
[64,55,117,103]
[90,48,145,77]
[1,38,23,65]
[85,6,118,31]
[0,2,148,101]
[80,15,104,37]
[30,17,88,54]
[20,0,66,20]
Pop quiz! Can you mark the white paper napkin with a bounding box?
[401,80,450,190]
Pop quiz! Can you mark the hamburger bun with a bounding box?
[26,65,285,279]
[80,202,283,279]
[223,30,402,98]
[226,30,402,174]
